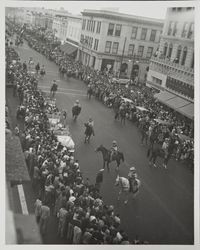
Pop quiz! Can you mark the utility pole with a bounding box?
[119,36,127,78]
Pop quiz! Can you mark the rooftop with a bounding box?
[82,9,164,26]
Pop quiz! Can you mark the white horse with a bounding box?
[115,175,141,204]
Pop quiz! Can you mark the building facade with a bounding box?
[52,14,81,46]
[78,9,163,82]
[146,7,194,119]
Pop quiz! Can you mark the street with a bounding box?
[14,41,194,244]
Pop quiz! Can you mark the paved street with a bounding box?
[13,41,194,244]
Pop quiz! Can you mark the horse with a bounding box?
[147,141,172,169]
[95,145,124,171]
[115,175,141,204]
[84,123,94,143]
[72,105,81,121]
[50,83,58,98]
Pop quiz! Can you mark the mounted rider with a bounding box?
[72,100,82,117]
[110,140,118,161]
[128,167,138,192]
[84,117,95,135]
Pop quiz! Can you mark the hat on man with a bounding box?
[99,169,104,172]
[130,167,136,171]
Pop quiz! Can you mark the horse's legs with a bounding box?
[117,190,121,201]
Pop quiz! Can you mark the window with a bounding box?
[163,42,168,56]
[176,45,182,62]
[181,47,187,65]
[168,43,173,58]
[172,22,178,36]
[94,39,99,51]
[191,52,194,69]
[96,21,101,33]
[107,23,115,36]
[115,24,122,36]
[112,42,119,54]
[182,23,189,38]
[146,47,153,58]
[168,21,173,35]
[131,26,138,39]
[82,19,86,30]
[187,23,194,39]
[138,46,144,57]
[150,30,156,42]
[128,44,135,56]
[92,21,96,32]
[86,20,89,30]
[105,41,112,53]
[141,28,147,40]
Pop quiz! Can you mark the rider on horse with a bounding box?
[72,100,82,118]
[128,167,138,192]
[110,140,118,161]
[84,117,95,136]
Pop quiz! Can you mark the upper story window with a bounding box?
[107,23,115,36]
[182,23,189,38]
[131,26,138,39]
[181,47,187,66]
[163,42,168,56]
[94,39,99,51]
[138,45,144,57]
[86,20,89,30]
[105,41,112,53]
[187,23,194,39]
[128,44,135,56]
[141,28,147,40]
[82,19,86,30]
[168,43,173,58]
[115,24,122,37]
[92,21,96,32]
[112,42,119,54]
[167,21,173,35]
[146,47,153,59]
[96,21,101,33]
[191,52,194,69]
[176,45,182,62]
[150,29,157,42]
[172,22,178,36]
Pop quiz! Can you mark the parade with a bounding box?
[5,3,195,246]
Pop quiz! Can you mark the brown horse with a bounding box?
[95,145,124,171]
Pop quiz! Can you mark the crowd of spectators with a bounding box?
[5,30,150,244]
[15,23,194,168]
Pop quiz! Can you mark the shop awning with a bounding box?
[165,96,190,109]
[178,103,194,120]
[154,91,175,102]
[60,42,77,55]
[154,91,194,120]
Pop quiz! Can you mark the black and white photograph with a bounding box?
[3,0,199,247]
